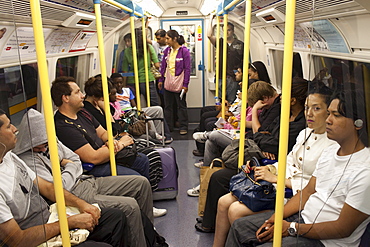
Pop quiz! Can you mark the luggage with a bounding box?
[145,117,179,200]
[153,145,178,200]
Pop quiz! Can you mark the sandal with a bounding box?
[195,222,215,233]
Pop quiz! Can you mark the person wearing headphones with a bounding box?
[226,89,370,246]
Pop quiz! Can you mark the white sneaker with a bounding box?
[153,207,167,217]
[155,133,165,141]
[193,132,208,143]
[164,137,173,144]
[194,160,204,168]
[187,184,200,197]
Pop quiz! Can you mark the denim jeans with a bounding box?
[87,152,150,180]
[218,77,240,104]
[128,81,160,106]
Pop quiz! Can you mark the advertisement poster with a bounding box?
[312,20,350,53]
[0,26,15,52]
[1,27,52,60]
[69,30,96,52]
[300,22,329,51]
[45,0,128,20]
[45,28,80,54]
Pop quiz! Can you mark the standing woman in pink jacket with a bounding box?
[158,30,191,135]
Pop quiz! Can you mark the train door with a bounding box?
[161,19,205,107]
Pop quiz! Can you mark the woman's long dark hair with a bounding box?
[166,30,185,45]
[249,61,271,84]
[134,29,147,59]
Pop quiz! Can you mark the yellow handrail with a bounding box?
[215,15,221,99]
[218,0,242,15]
[237,0,252,170]
[94,1,117,176]
[29,0,70,246]
[273,0,297,246]
[103,0,143,17]
[130,16,142,110]
[221,13,228,119]
[142,17,151,107]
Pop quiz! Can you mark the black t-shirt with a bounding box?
[83,101,121,136]
[258,95,282,131]
[253,110,306,158]
[217,38,244,78]
[54,109,104,152]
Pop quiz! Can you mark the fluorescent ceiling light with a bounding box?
[133,0,163,17]
[174,0,188,4]
[200,0,221,15]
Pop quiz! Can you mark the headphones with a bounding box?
[354,119,363,128]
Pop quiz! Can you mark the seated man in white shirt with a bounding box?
[0,109,128,247]
[13,108,154,247]
[226,89,370,246]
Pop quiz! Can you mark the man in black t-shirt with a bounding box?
[51,76,150,179]
[208,15,244,103]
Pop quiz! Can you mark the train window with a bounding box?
[311,56,370,146]
[270,49,283,90]
[56,55,90,89]
[311,56,370,92]
[270,51,303,90]
[0,63,39,125]
[170,25,196,76]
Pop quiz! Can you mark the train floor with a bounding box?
[153,124,215,247]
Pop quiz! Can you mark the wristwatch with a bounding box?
[288,222,297,236]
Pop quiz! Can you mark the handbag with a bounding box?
[151,62,162,79]
[121,109,149,136]
[115,139,138,167]
[164,48,184,93]
[198,158,225,216]
[164,69,184,93]
[149,48,162,80]
[229,157,276,212]
[222,138,265,169]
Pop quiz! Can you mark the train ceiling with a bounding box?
[0,0,369,29]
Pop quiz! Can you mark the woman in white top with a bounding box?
[212,85,337,247]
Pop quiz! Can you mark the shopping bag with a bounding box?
[198,158,225,216]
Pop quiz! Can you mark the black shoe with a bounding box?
[196,217,203,223]
[195,222,214,233]
[192,149,204,157]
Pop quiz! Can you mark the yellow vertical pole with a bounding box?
[29,0,70,246]
[273,0,296,246]
[94,0,117,176]
[130,16,141,110]
[237,0,252,169]
[142,17,151,107]
[221,13,228,119]
[215,15,221,99]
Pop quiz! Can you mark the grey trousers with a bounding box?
[143,105,171,139]
[226,211,324,247]
[204,130,233,166]
[72,175,153,247]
